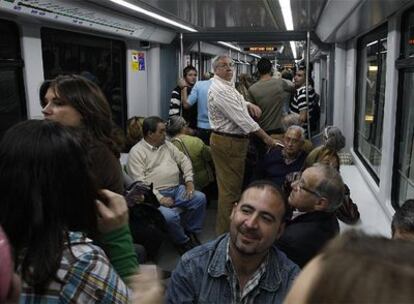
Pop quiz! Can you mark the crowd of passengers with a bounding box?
[0,55,414,303]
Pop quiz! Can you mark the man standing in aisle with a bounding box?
[208,54,280,235]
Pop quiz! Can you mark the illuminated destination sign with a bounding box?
[244,46,276,52]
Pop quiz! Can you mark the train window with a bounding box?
[354,24,388,183]
[401,9,414,59]
[0,19,27,139]
[393,7,414,208]
[41,28,127,130]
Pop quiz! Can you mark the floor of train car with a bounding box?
[155,200,218,272]
[152,165,392,273]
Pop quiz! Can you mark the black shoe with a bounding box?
[176,239,196,255]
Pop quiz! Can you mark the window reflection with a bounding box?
[393,8,414,208]
[0,19,26,139]
[395,73,414,207]
[41,28,127,130]
[354,25,387,181]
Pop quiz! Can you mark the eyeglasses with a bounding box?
[216,62,235,69]
[292,177,323,198]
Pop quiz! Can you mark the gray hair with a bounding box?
[212,55,232,70]
[392,200,414,236]
[312,163,345,212]
[286,125,305,141]
[282,113,301,130]
[167,116,187,137]
[325,126,346,151]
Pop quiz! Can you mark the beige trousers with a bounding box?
[210,132,249,235]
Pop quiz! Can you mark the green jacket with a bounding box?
[171,135,214,190]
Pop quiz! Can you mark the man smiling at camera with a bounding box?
[166,180,299,304]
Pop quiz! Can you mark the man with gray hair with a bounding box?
[208,54,280,235]
[252,125,308,186]
[392,199,414,241]
[276,163,345,268]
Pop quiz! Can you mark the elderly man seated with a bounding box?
[252,126,307,187]
[127,116,206,254]
[392,199,414,241]
[276,163,345,268]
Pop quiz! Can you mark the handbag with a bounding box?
[335,184,360,225]
[124,181,167,258]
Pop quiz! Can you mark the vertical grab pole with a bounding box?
[198,40,202,79]
[180,33,184,77]
[179,33,184,116]
[305,31,311,139]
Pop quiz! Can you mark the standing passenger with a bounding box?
[208,55,280,235]
[167,181,300,303]
[290,68,317,135]
[248,58,293,137]
[169,66,198,133]
[180,76,213,145]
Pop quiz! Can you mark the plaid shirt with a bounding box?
[226,241,268,304]
[20,232,129,303]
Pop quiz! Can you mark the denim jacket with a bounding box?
[166,234,300,303]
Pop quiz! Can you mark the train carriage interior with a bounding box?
[1,0,414,302]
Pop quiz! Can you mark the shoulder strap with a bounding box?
[171,137,192,160]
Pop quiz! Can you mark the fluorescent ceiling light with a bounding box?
[290,41,297,59]
[109,0,197,32]
[279,0,294,31]
[249,53,261,59]
[218,41,241,52]
[366,41,378,47]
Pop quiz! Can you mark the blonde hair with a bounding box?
[125,116,144,151]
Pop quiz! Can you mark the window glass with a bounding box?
[0,19,26,138]
[41,28,127,129]
[354,25,388,182]
[394,71,414,207]
[402,9,414,58]
[393,7,414,208]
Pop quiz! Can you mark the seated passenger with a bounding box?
[276,163,344,268]
[252,125,307,186]
[392,199,414,240]
[278,113,313,153]
[310,125,352,165]
[125,116,145,153]
[302,146,360,225]
[127,116,206,254]
[285,230,414,303]
[0,120,129,302]
[167,116,214,191]
[166,181,300,303]
[323,125,346,151]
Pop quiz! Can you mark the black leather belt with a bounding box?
[212,131,248,139]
